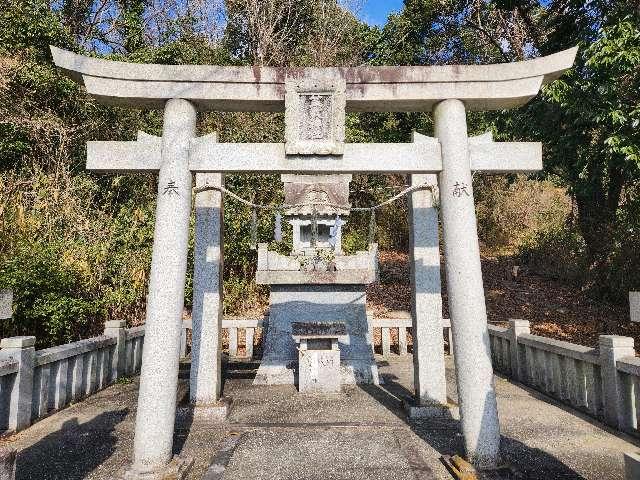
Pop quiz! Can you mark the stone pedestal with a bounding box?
[403,399,453,419]
[122,455,193,480]
[254,285,378,385]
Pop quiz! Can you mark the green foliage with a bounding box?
[509,15,640,298]
[0,243,103,347]
[0,0,74,59]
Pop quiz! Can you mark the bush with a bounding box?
[474,175,572,255]
[0,243,103,346]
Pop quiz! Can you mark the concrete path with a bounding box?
[1,356,637,479]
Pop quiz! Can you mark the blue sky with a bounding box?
[359,0,404,26]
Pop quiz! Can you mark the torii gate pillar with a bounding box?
[435,99,500,467]
[127,98,196,478]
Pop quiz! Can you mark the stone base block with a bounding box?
[625,452,640,480]
[0,447,16,480]
[442,454,514,479]
[402,399,452,419]
[122,455,194,480]
[191,397,233,422]
[255,285,379,386]
[254,361,380,386]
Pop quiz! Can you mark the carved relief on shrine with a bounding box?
[284,74,346,155]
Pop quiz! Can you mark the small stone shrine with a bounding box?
[292,322,347,394]
[255,75,379,385]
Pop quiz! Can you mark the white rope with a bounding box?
[193,182,433,212]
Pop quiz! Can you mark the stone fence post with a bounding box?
[1,336,36,432]
[507,319,530,382]
[599,335,635,429]
[104,320,126,382]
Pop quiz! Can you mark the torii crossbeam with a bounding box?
[51,46,577,480]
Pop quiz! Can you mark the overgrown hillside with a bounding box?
[0,0,638,348]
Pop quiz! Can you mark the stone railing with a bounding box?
[6,314,639,439]
[371,315,453,357]
[181,318,265,359]
[0,321,143,435]
[488,320,640,436]
[180,314,454,359]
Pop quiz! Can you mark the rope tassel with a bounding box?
[368,209,376,245]
[329,214,342,248]
[311,206,318,248]
[274,212,282,242]
[250,207,258,250]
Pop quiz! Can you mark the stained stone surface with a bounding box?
[254,285,379,386]
[51,46,578,111]
[222,430,417,480]
[408,135,447,409]
[297,348,341,394]
[284,75,346,155]
[190,172,224,407]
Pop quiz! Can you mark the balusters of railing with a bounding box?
[544,351,555,394]
[70,354,85,402]
[245,328,255,359]
[550,354,562,397]
[556,356,568,401]
[619,373,637,432]
[86,351,99,395]
[501,338,511,374]
[52,359,68,410]
[381,327,391,358]
[398,327,408,355]
[228,327,238,357]
[133,338,143,372]
[33,365,50,419]
[575,360,589,410]
[585,363,602,417]
[508,320,529,381]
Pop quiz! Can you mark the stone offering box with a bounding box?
[292,322,347,394]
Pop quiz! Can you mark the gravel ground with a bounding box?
[1,355,638,479]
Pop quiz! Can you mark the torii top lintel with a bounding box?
[50,46,577,112]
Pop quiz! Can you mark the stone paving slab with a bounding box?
[220,429,425,480]
[1,356,639,479]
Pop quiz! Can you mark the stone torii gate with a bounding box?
[51,46,576,479]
